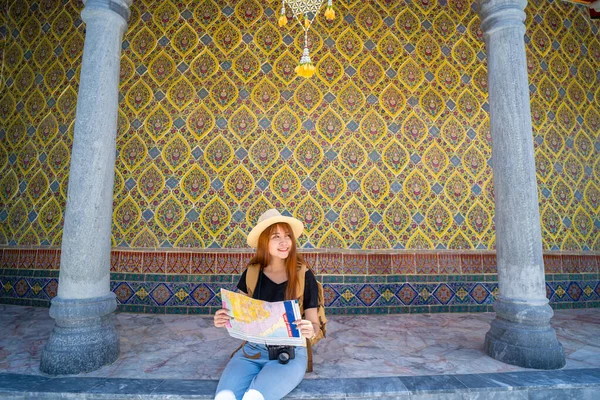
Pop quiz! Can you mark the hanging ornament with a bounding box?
[279,0,336,78]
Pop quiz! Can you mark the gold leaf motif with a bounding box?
[27,170,49,203]
[574,131,592,160]
[15,65,34,94]
[144,105,172,141]
[254,22,281,55]
[466,202,492,239]
[224,165,255,203]
[534,150,552,183]
[294,26,323,55]
[406,228,434,250]
[167,75,196,111]
[44,60,65,93]
[531,27,551,56]
[114,196,141,235]
[213,21,241,55]
[200,197,230,236]
[138,165,164,202]
[126,80,153,115]
[153,1,179,31]
[364,231,390,250]
[556,102,576,131]
[249,136,278,172]
[435,61,460,92]
[573,207,592,239]
[246,196,274,227]
[194,0,220,28]
[155,194,185,234]
[377,31,402,63]
[294,79,321,114]
[456,90,480,122]
[403,169,430,206]
[396,8,420,39]
[18,141,38,174]
[7,117,26,148]
[316,108,344,143]
[295,195,324,235]
[463,145,486,180]
[229,105,258,138]
[181,164,210,203]
[175,227,204,248]
[433,11,456,40]
[21,17,41,45]
[336,27,363,60]
[163,133,190,171]
[271,165,301,203]
[273,51,298,85]
[24,89,46,120]
[273,106,301,141]
[205,135,234,172]
[552,178,573,210]
[452,38,475,69]
[341,198,369,238]
[33,37,54,68]
[359,109,386,144]
[120,135,147,171]
[356,4,382,36]
[172,23,198,57]
[0,170,18,202]
[318,229,345,249]
[224,229,246,249]
[541,204,563,239]
[316,53,343,87]
[422,141,449,178]
[440,116,466,148]
[235,0,263,28]
[340,138,367,174]
[382,139,409,175]
[448,231,472,250]
[416,33,440,64]
[4,43,23,71]
[148,51,176,85]
[64,30,84,64]
[19,227,40,247]
[383,198,410,235]
[187,104,215,140]
[548,53,569,83]
[48,141,69,175]
[38,197,62,233]
[530,99,547,129]
[131,26,157,60]
[233,48,260,83]
[425,200,453,235]
[361,168,389,206]
[358,55,384,88]
[294,136,323,173]
[445,171,470,207]
[560,33,580,61]
[211,75,239,110]
[402,112,428,146]
[317,167,347,204]
[337,81,365,116]
[380,83,404,117]
[190,49,219,81]
[132,227,160,248]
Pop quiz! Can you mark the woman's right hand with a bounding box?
[214,308,231,328]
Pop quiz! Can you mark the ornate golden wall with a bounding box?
[0,0,599,251]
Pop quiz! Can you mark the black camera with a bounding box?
[267,345,295,364]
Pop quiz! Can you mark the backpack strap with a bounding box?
[296,263,307,308]
[245,264,261,298]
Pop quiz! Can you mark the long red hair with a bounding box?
[248,222,304,300]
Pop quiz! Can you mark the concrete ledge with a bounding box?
[1,368,599,399]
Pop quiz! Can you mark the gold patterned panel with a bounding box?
[1,0,599,251]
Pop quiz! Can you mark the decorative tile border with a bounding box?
[1,249,599,313]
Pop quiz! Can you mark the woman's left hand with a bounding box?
[294,319,315,339]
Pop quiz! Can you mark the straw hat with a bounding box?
[247,209,304,248]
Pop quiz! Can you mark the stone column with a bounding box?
[40,0,132,375]
[477,0,565,369]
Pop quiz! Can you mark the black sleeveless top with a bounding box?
[237,268,319,309]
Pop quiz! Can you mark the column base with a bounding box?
[484,298,565,370]
[40,293,119,375]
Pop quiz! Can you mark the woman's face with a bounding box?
[268,225,292,261]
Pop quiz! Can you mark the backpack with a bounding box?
[245,263,327,372]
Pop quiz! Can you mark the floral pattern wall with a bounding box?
[0,0,599,252]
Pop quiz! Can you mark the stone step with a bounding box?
[1,368,599,399]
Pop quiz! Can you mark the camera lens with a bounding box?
[277,350,290,364]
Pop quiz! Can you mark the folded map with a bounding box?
[220,289,306,347]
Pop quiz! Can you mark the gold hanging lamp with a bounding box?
[278,0,336,78]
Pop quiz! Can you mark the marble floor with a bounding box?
[1,304,599,380]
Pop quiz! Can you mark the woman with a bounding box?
[214,209,321,400]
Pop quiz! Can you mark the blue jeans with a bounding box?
[215,342,307,400]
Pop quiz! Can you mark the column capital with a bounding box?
[83,0,133,22]
[477,0,527,35]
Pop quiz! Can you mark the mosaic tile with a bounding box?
[190,253,214,275]
[119,251,143,273]
[461,254,482,274]
[18,250,36,269]
[342,254,367,274]
[368,254,391,274]
[438,253,461,274]
[142,251,166,274]
[35,249,58,270]
[110,251,120,273]
[481,254,497,274]
[319,253,343,274]
[415,254,438,274]
[302,253,319,273]
[544,254,563,274]
[166,252,191,275]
